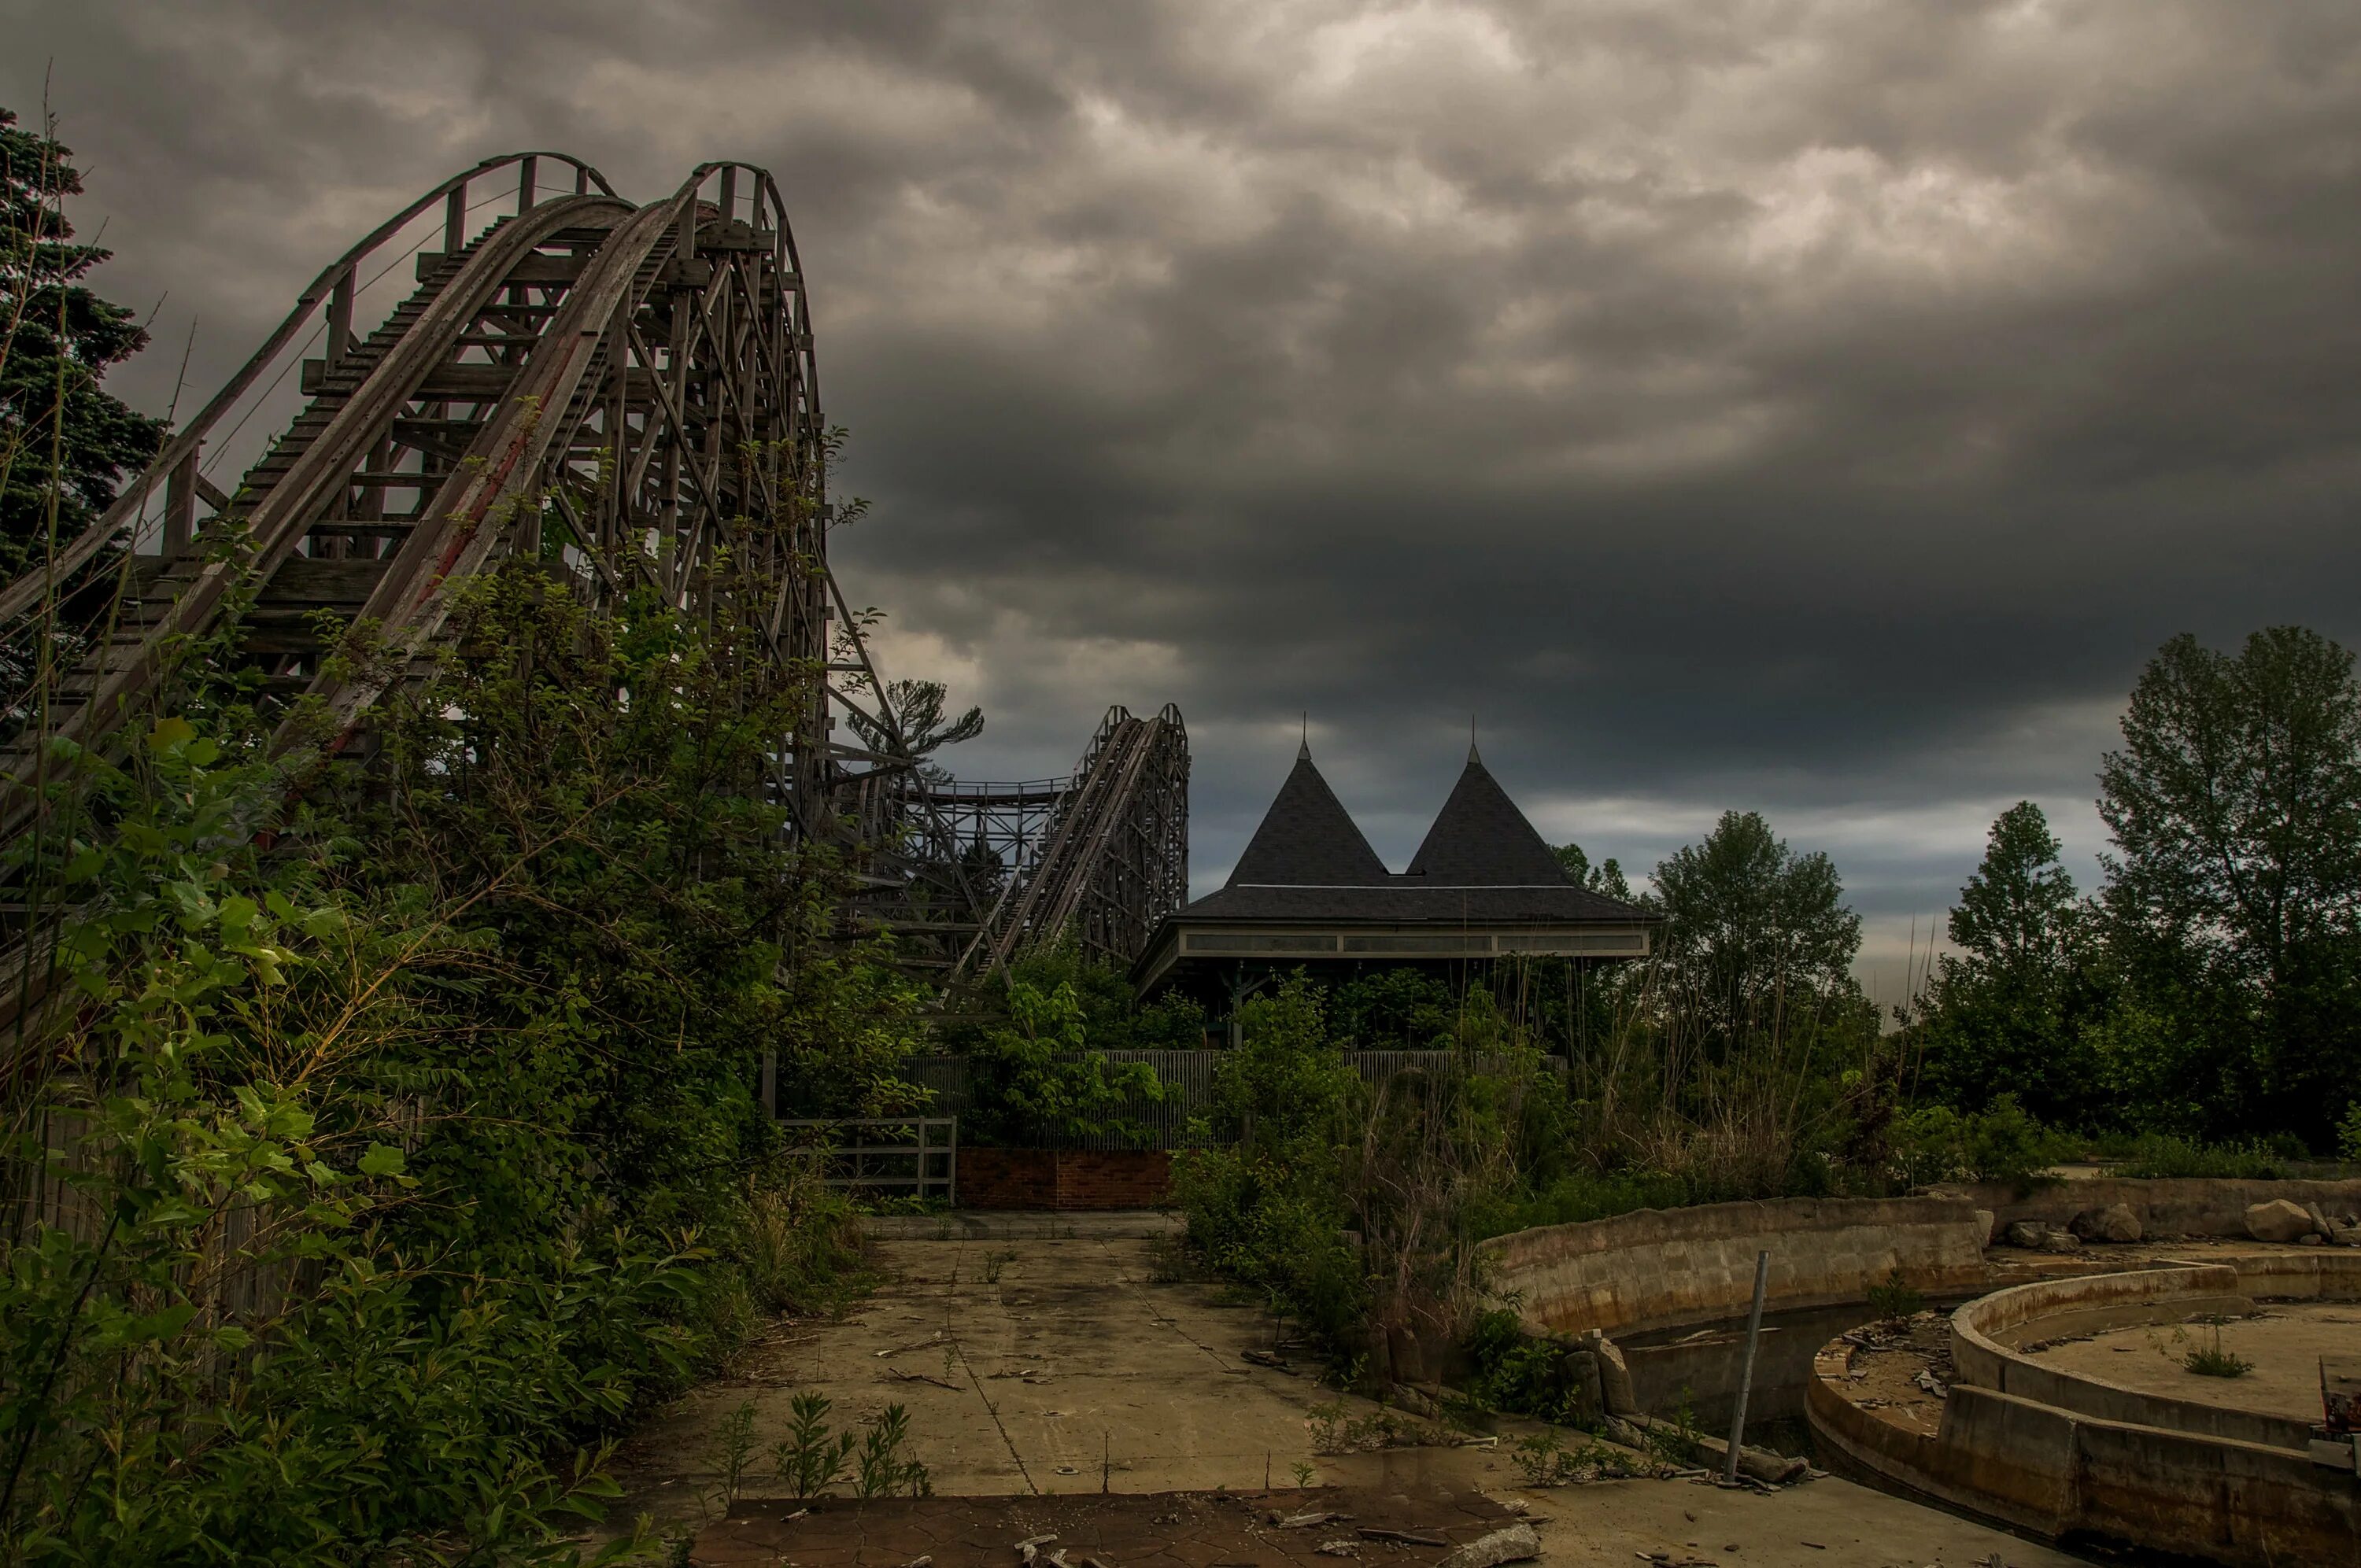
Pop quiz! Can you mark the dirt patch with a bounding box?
[690,1485,1522,1567]
[2022,1301,2361,1422]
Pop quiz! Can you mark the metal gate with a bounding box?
[774,1116,958,1203]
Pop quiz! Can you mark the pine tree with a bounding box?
[1918,801,2101,1124]
[1950,802,2079,975]
[1,105,167,582]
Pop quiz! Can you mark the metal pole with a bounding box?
[1724,1249,1770,1482]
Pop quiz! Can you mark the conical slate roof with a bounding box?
[1405,746,1573,885]
[1227,744,1391,886]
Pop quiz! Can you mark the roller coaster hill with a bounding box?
[0,152,1189,1001]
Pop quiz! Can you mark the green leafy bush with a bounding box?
[0,560,911,1562]
[2119,1133,2307,1179]
[963,978,1165,1145]
[1890,1094,2063,1187]
[1461,1311,1594,1426]
[1468,1167,1704,1240]
[1169,977,1367,1345]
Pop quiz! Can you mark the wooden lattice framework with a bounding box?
[0,152,1188,994]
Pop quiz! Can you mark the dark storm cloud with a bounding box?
[13,0,2361,980]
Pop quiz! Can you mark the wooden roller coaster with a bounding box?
[0,151,1187,991]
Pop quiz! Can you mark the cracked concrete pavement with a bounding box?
[615,1223,2092,1566]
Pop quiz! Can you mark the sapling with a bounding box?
[704,1400,760,1516]
[774,1391,855,1498]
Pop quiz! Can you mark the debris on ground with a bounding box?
[689,1487,1529,1568]
[1435,1522,1541,1568]
[875,1332,951,1359]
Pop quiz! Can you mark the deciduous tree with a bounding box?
[2097,626,2361,1142]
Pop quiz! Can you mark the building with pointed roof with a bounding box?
[1132,740,1658,1003]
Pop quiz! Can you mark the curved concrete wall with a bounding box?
[1809,1253,2361,1568]
[1809,1354,2360,1568]
[1948,1253,2361,1452]
[1477,1196,1987,1337]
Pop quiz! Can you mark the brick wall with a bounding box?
[957,1148,1172,1210]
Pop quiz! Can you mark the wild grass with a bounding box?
[2182,1324,2253,1378]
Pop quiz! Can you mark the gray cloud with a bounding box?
[13,0,2361,987]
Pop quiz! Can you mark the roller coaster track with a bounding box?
[961,705,1189,977]
[0,150,1188,1001]
[889,703,1189,981]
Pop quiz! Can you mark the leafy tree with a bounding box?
[963,977,1166,1144]
[1554,840,1632,899]
[1171,977,1367,1344]
[1650,810,1864,1057]
[1633,812,1873,1193]
[999,941,1205,1050]
[0,554,920,1559]
[1916,802,2103,1123]
[2097,627,2361,1142]
[1,105,166,581]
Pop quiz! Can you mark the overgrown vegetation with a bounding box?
[1510,1429,1652,1486]
[0,135,926,1555]
[1170,634,2361,1378]
[766,1392,930,1502]
[0,552,922,1562]
[944,943,1202,1148]
[1461,1309,1591,1426]
[1865,1269,1924,1322]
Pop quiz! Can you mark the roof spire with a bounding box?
[1227,743,1390,887]
[1469,712,1480,763]
[1408,745,1572,884]
[1299,710,1310,761]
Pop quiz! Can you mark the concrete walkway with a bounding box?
[615,1229,2093,1566]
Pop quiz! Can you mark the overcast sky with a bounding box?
[13,0,2361,995]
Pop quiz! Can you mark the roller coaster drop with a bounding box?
[0,153,1188,987]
